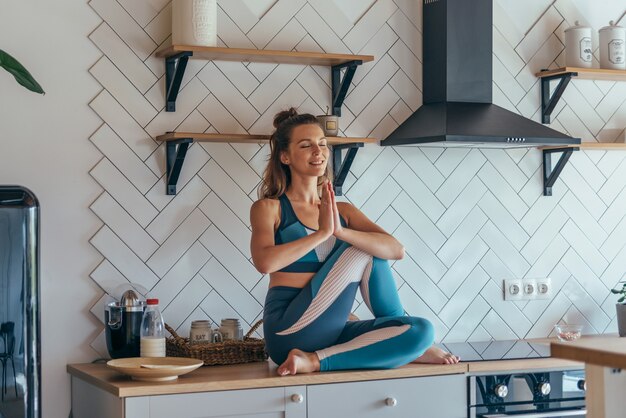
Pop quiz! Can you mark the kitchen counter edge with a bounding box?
[67,357,582,398]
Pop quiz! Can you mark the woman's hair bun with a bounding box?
[273,107,299,128]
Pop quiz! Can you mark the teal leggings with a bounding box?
[263,243,435,371]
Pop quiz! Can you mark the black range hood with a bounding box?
[382,0,580,148]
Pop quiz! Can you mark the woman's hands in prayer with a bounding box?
[328,182,344,238]
[318,181,344,239]
[318,181,334,239]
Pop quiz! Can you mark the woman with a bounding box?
[250,108,460,376]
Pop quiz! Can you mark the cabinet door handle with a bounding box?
[385,397,397,407]
[291,394,304,403]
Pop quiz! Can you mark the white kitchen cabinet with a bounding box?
[306,375,467,418]
[71,378,306,418]
[72,374,466,418]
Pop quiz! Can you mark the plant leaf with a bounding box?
[619,296,625,303]
[611,289,621,294]
[0,49,45,94]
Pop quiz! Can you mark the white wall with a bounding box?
[0,1,102,417]
[1,1,625,417]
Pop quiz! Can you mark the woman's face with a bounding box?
[281,124,329,177]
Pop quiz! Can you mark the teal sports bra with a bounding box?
[274,194,346,273]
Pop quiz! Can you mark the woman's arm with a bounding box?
[250,191,334,274]
[330,185,405,260]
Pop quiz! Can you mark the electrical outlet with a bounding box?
[536,278,552,300]
[505,278,552,300]
[523,279,537,299]
[504,279,523,301]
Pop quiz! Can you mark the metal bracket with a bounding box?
[331,60,363,116]
[543,147,579,196]
[540,70,576,124]
[332,143,363,196]
[165,52,193,112]
[165,138,193,195]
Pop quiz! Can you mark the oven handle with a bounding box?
[479,409,586,418]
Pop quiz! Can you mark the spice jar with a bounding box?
[219,318,243,341]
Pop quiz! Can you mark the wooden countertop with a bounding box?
[67,361,465,397]
[67,355,582,398]
[551,337,626,369]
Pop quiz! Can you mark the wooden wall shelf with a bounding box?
[156,45,374,67]
[536,67,626,82]
[156,45,374,114]
[536,67,626,124]
[156,132,376,145]
[541,143,626,151]
[540,143,626,196]
[157,132,377,196]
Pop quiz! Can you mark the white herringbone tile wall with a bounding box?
[86,0,626,355]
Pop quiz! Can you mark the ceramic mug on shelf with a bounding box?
[317,114,339,137]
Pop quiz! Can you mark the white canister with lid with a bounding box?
[565,21,593,68]
[172,0,217,47]
[599,21,625,70]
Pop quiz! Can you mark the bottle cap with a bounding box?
[146,298,159,305]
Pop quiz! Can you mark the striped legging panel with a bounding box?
[315,324,410,360]
[276,247,373,336]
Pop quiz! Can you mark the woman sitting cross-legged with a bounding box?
[250,108,460,376]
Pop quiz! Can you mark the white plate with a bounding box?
[107,357,203,382]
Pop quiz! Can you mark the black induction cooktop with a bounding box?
[439,340,551,362]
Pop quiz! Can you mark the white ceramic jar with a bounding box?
[189,320,212,345]
[565,21,593,68]
[219,318,243,341]
[172,0,217,47]
[599,21,625,70]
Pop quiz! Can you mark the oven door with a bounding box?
[469,371,586,418]
[476,411,586,417]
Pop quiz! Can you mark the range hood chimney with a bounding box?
[382,0,580,148]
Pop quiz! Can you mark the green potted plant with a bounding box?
[610,281,626,337]
[0,49,44,94]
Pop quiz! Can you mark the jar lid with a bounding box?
[600,20,624,32]
[564,20,591,32]
[146,298,159,305]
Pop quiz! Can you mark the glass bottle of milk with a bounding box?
[140,298,166,357]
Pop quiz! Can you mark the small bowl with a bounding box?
[554,324,583,342]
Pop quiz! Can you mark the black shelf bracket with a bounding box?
[165,52,193,112]
[332,143,363,196]
[543,147,579,196]
[165,138,193,195]
[540,69,577,124]
[331,60,363,116]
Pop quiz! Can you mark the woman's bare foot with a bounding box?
[277,349,321,376]
[412,346,460,365]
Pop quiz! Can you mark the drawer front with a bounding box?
[307,374,466,418]
[148,387,286,418]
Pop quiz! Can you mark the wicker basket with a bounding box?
[165,321,268,366]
